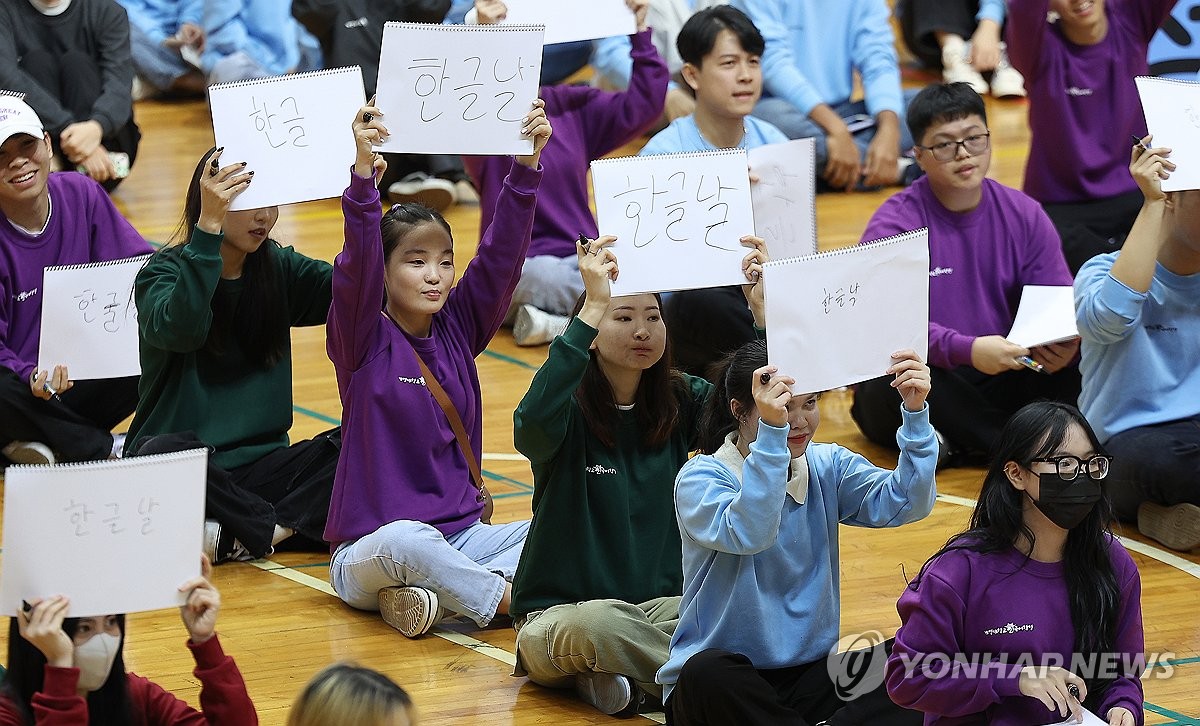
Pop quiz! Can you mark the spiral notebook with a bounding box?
[764,229,929,394]
[375,22,545,155]
[497,0,636,45]
[591,149,755,296]
[37,254,152,380]
[1135,75,1200,192]
[0,449,208,617]
[749,138,818,259]
[209,66,366,210]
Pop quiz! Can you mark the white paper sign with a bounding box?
[376,23,544,155]
[1135,75,1200,192]
[498,0,636,45]
[37,254,151,380]
[749,139,817,259]
[0,450,208,618]
[592,149,755,295]
[1050,707,1107,726]
[1006,285,1079,348]
[764,229,930,393]
[210,66,366,210]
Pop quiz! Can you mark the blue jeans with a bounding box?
[752,90,920,174]
[128,23,193,92]
[330,518,529,627]
[1104,416,1200,521]
[506,254,585,320]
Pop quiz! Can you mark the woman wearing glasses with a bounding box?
[886,401,1143,726]
[851,82,1079,466]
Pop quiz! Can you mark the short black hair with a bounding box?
[906,82,988,144]
[677,5,764,67]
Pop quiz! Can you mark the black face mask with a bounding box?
[1029,472,1102,530]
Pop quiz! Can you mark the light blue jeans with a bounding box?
[128,23,193,92]
[505,254,585,321]
[330,519,529,627]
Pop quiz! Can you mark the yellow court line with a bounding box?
[249,559,666,723]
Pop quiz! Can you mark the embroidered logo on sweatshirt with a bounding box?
[1145,324,1178,333]
[586,464,617,475]
[344,17,368,29]
[14,287,38,302]
[983,622,1034,636]
[928,267,954,278]
[397,375,426,386]
[1065,86,1093,97]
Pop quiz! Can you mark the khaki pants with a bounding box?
[515,596,681,699]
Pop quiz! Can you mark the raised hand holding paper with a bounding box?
[210,67,366,209]
[748,138,817,259]
[497,0,636,45]
[0,450,208,617]
[375,23,544,155]
[591,149,754,295]
[1135,75,1200,192]
[37,254,152,380]
[1006,285,1079,349]
[764,229,929,393]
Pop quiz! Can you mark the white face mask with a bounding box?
[73,632,120,692]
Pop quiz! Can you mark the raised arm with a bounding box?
[1003,0,1049,77]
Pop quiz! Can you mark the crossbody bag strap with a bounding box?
[411,352,485,495]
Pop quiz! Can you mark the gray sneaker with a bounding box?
[388,172,456,211]
[1138,502,1200,552]
[512,304,568,347]
[378,586,446,638]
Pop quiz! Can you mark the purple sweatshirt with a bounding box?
[0,172,151,381]
[463,29,666,260]
[860,177,1071,369]
[1006,0,1175,204]
[324,163,540,545]
[888,537,1144,725]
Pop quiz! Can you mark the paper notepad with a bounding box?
[1006,285,1079,349]
[1050,707,1107,725]
[0,450,208,617]
[1135,75,1200,192]
[496,0,636,44]
[748,138,817,259]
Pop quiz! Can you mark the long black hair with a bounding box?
[909,401,1120,704]
[168,147,289,368]
[695,339,767,454]
[568,292,687,449]
[2,615,132,725]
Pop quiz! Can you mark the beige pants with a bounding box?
[515,596,681,699]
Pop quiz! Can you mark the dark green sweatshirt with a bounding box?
[510,317,711,619]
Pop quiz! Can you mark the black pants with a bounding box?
[897,0,987,69]
[1104,415,1200,521]
[1042,190,1144,275]
[20,48,141,191]
[0,369,137,462]
[665,286,755,380]
[134,429,340,557]
[379,153,470,195]
[666,643,922,726]
[851,365,1082,458]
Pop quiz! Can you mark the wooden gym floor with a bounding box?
[1,87,1198,724]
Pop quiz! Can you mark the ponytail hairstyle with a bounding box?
[908,402,1120,706]
[170,147,289,368]
[695,339,768,454]
[3,615,132,726]
[380,202,453,262]
[568,292,686,449]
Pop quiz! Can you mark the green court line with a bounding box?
[1145,702,1198,723]
[293,405,340,426]
[481,348,540,371]
[1164,656,1200,667]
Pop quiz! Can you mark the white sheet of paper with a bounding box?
[210,66,366,210]
[1135,75,1200,192]
[749,139,817,258]
[0,449,208,617]
[592,149,755,295]
[375,23,544,155]
[498,0,636,44]
[1006,285,1079,348]
[764,229,930,393]
[37,254,151,380]
[1050,707,1107,725]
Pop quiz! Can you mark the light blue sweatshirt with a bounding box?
[1075,251,1200,443]
[657,406,937,699]
[117,0,203,46]
[731,0,903,118]
[640,114,787,156]
[976,0,1007,25]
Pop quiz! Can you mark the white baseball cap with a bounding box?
[0,95,45,147]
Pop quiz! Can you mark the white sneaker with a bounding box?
[512,304,568,347]
[989,45,1027,99]
[378,586,446,638]
[575,672,639,716]
[201,519,257,565]
[2,441,56,466]
[941,38,987,95]
[387,172,456,211]
[453,178,480,205]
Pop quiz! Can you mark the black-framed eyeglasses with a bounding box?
[915,133,991,162]
[1029,454,1111,481]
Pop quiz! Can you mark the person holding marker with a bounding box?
[851,83,1080,466]
[0,556,258,725]
[1075,136,1200,552]
[0,96,151,467]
